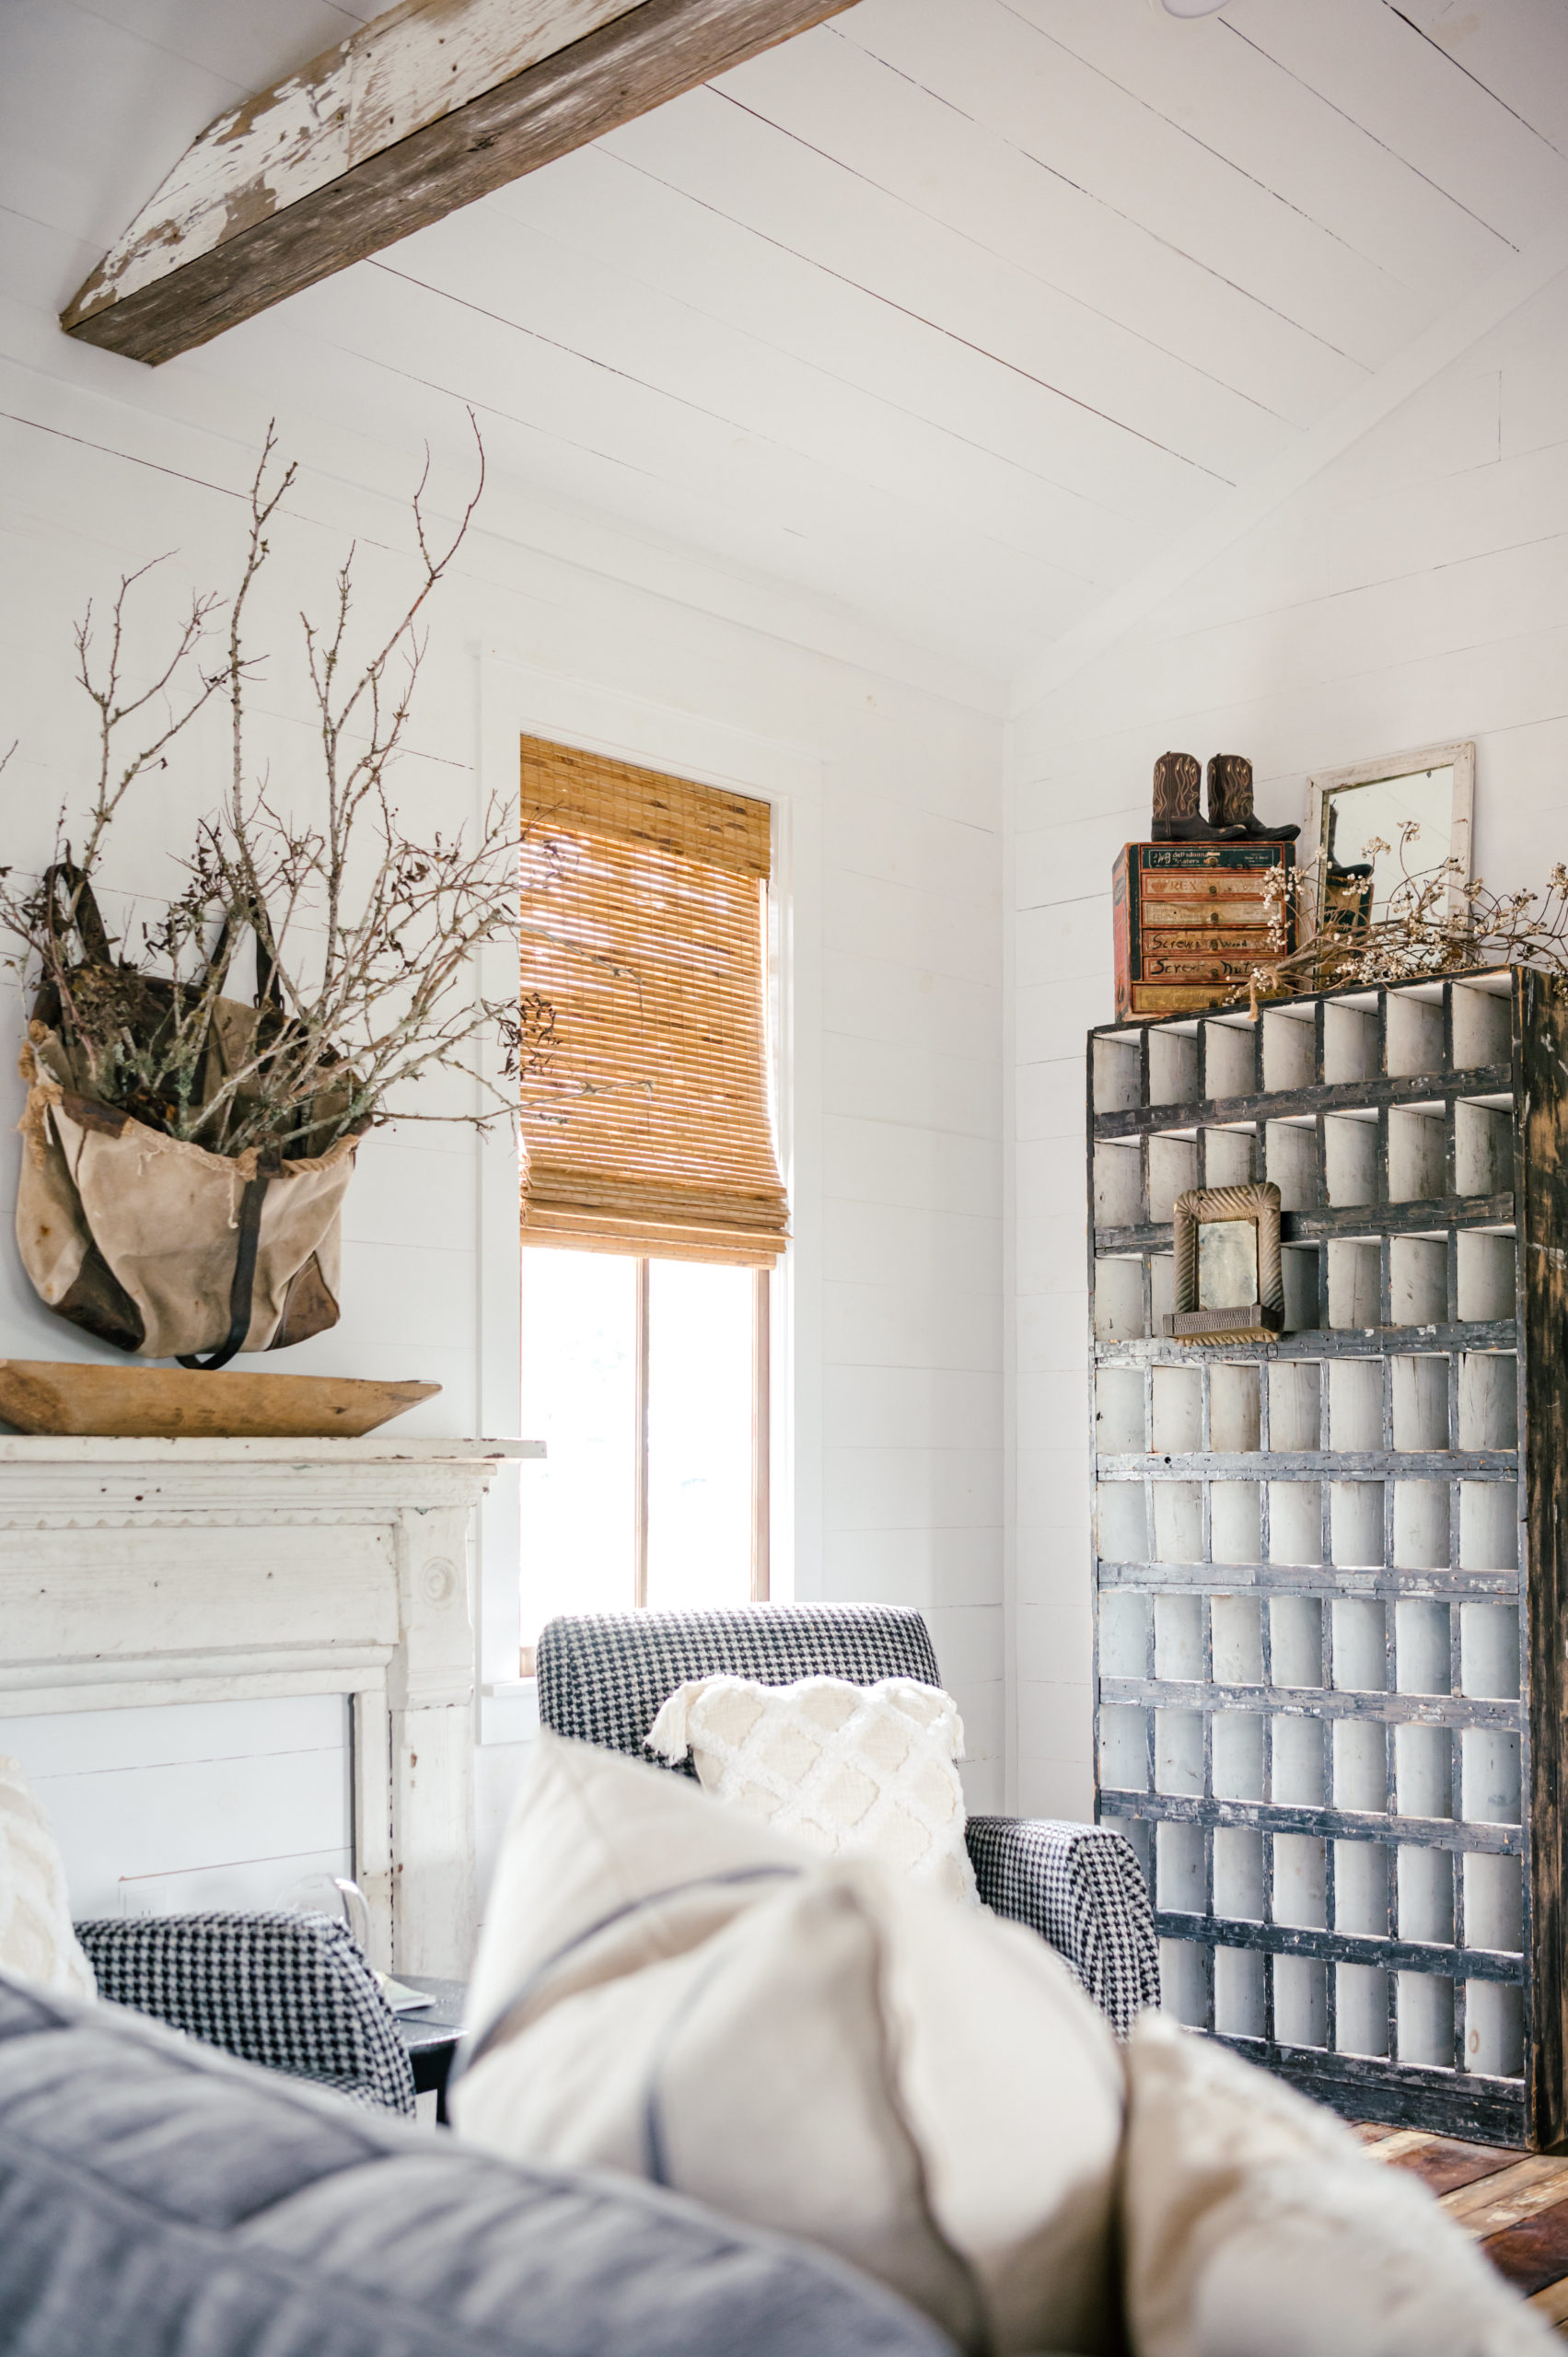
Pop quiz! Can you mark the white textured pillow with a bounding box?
[456,1732,1123,2357]
[0,1757,95,2001]
[648,1674,979,1906]
[1121,2014,1551,2356]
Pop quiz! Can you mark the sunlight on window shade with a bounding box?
[519,1248,636,1635]
[517,737,787,1265]
[645,1259,754,1610]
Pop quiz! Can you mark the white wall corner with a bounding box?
[1001,714,1020,1818]
[1009,221,1568,722]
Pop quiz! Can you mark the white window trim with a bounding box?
[472,649,824,1708]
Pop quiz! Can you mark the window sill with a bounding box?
[480,1677,539,1746]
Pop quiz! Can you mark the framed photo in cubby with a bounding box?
[1163,1182,1283,1345]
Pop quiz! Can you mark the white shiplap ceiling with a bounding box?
[6,0,1568,691]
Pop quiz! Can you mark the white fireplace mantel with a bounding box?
[0,1435,541,1975]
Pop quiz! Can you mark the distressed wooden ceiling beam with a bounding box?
[62,0,854,367]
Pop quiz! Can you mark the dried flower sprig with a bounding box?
[1244,821,1568,1009]
[1,422,555,1159]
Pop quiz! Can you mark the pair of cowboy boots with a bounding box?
[1151,751,1300,843]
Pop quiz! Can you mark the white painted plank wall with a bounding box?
[1007,263,1568,1820]
[22,0,1558,1901]
[0,1698,352,1920]
[0,275,1004,1924]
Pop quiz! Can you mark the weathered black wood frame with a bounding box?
[1086,969,1567,2150]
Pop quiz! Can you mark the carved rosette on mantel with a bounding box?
[0,1436,541,1977]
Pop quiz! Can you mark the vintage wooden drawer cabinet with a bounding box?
[1088,967,1568,2146]
[1111,841,1294,1019]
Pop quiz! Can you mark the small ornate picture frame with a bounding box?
[1163,1182,1283,1344]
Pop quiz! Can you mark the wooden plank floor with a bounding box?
[1358,2124,1568,2332]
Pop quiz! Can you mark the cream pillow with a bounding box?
[456,1732,1123,2357]
[0,1757,95,2001]
[1121,2014,1551,2356]
[648,1674,979,1906]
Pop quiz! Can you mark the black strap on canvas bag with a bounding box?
[207,896,287,1018]
[39,861,113,970]
[31,863,114,1029]
[175,1147,282,1372]
[35,870,295,1371]
[175,904,288,1373]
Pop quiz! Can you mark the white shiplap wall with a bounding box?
[1009,262,1568,1819]
[6,0,1568,1900]
[0,366,1003,1923]
[0,1698,354,1920]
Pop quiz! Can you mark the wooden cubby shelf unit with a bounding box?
[1087,968,1568,2148]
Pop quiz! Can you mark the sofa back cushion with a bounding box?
[455,1733,1124,2357]
[0,1970,957,2357]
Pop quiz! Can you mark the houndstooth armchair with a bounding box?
[537,1603,1159,2038]
[75,1910,415,2115]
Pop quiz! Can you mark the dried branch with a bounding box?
[1,417,553,1161]
[72,561,227,896]
[1246,820,1568,1007]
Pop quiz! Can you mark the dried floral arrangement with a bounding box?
[1245,822,1568,1008]
[0,424,552,1162]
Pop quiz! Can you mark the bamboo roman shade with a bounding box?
[517,736,788,1265]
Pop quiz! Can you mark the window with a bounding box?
[518,1250,769,1645]
[516,740,784,1655]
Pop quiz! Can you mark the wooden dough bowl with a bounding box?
[0,1362,440,1440]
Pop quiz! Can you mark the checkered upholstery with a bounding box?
[964,1815,1159,2038]
[536,1606,1159,2036]
[539,1605,942,1768]
[75,1911,415,2116]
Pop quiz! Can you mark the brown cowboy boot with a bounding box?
[1152,750,1245,842]
[1207,753,1300,842]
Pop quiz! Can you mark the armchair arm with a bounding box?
[966,1816,1159,2038]
[75,1911,415,2116]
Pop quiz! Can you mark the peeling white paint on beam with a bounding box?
[67,0,638,321]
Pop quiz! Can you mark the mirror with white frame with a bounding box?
[1306,741,1474,930]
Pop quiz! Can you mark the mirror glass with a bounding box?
[1198,1218,1259,1308]
[1319,764,1454,918]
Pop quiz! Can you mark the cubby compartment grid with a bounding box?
[1087,969,1568,2148]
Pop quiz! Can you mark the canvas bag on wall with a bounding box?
[14,879,357,1365]
[17,1057,355,1363]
